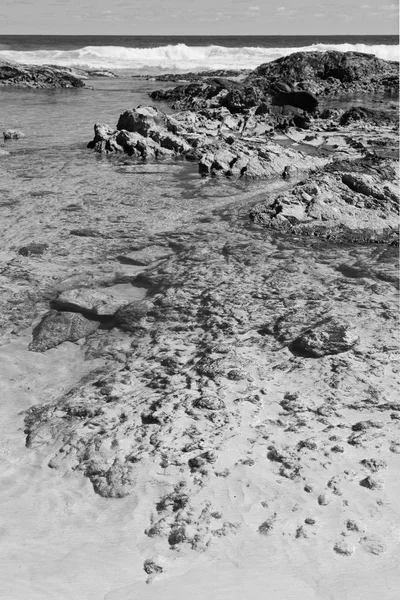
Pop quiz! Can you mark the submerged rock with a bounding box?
[29,310,99,352]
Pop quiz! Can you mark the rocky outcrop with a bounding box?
[0,58,85,88]
[149,52,399,114]
[250,155,399,244]
[150,78,264,112]
[244,51,399,97]
[87,105,329,179]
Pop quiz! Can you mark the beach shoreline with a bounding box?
[0,43,399,599]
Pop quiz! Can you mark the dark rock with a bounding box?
[18,243,48,256]
[113,301,150,332]
[29,310,100,352]
[70,228,102,237]
[0,58,85,88]
[258,515,276,535]
[271,90,318,114]
[245,51,399,98]
[360,458,387,473]
[3,129,25,140]
[359,475,384,490]
[143,559,163,575]
[291,316,359,357]
[194,395,226,411]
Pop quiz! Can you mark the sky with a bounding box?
[0,0,398,35]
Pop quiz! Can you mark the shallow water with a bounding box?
[1,76,399,600]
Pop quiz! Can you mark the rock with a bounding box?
[340,106,399,127]
[244,51,399,98]
[29,310,100,352]
[360,458,388,473]
[291,316,359,357]
[345,519,366,533]
[117,106,176,136]
[113,300,150,332]
[87,70,118,78]
[317,493,331,506]
[18,243,48,256]
[258,515,276,535]
[117,245,173,266]
[3,129,25,140]
[271,90,318,113]
[250,158,399,244]
[88,107,191,158]
[359,476,384,490]
[52,286,145,317]
[333,541,355,556]
[194,395,226,411]
[143,558,163,579]
[0,58,85,88]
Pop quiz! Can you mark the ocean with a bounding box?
[0,34,398,72]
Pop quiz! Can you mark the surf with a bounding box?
[0,42,398,73]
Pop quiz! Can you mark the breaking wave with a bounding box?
[0,43,398,73]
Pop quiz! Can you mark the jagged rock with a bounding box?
[29,310,99,352]
[359,476,384,490]
[87,107,191,158]
[291,316,359,357]
[250,157,399,244]
[88,105,327,179]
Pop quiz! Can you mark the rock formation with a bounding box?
[0,58,85,88]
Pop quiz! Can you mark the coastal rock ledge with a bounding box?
[0,58,85,88]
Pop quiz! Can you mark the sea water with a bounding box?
[0,35,398,270]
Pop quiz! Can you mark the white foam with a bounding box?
[0,43,398,73]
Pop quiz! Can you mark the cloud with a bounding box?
[314,12,325,17]
[276,6,286,11]
[248,5,260,12]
